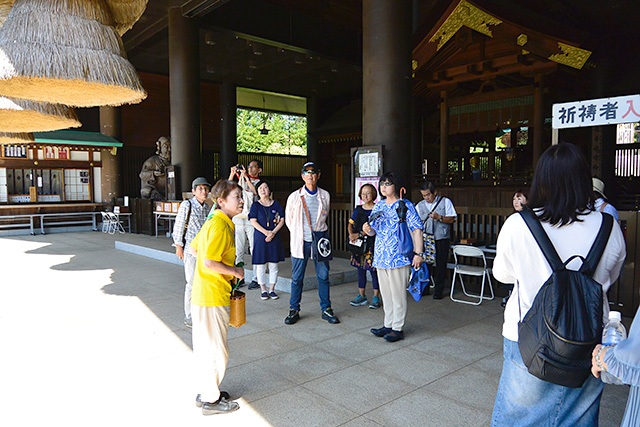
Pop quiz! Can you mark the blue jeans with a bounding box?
[491,338,604,427]
[290,241,331,312]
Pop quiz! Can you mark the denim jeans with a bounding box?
[289,241,331,311]
[491,338,604,427]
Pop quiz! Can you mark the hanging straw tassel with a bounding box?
[0,1,15,28]
[0,0,146,107]
[0,96,81,132]
[0,131,33,143]
[106,0,148,35]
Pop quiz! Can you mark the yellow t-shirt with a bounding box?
[190,209,236,307]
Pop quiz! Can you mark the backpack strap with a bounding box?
[579,213,614,276]
[519,208,563,271]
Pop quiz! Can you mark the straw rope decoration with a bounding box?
[0,0,147,107]
[0,96,81,132]
[0,131,34,143]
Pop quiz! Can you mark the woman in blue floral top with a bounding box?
[362,171,424,342]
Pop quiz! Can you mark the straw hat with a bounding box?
[0,0,146,35]
[0,0,147,107]
[0,96,81,132]
[0,131,33,143]
[592,178,606,198]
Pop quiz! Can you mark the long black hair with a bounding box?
[526,143,594,226]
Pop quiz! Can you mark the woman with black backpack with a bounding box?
[490,143,626,426]
[347,183,381,309]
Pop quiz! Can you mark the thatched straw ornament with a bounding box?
[105,0,147,35]
[0,1,15,28]
[0,0,147,107]
[0,96,81,132]
[0,0,146,35]
[0,131,33,143]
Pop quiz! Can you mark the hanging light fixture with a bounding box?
[0,0,147,107]
[259,96,269,135]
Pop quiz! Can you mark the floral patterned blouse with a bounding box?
[370,198,422,270]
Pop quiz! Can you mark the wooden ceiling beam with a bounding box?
[418,60,557,90]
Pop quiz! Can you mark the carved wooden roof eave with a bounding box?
[412,0,593,82]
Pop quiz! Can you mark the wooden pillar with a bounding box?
[169,7,201,194]
[306,97,319,163]
[99,106,122,203]
[533,75,544,167]
[220,80,237,177]
[488,130,496,179]
[440,90,449,178]
[363,0,412,181]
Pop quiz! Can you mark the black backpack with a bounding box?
[517,209,614,388]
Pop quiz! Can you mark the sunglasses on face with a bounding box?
[380,181,393,187]
[302,170,318,175]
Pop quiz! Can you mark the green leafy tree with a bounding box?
[236,108,307,155]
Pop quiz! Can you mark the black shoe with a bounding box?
[433,293,444,300]
[384,330,404,342]
[284,309,300,325]
[321,308,340,324]
[201,397,239,415]
[196,392,230,407]
[248,280,260,290]
[236,279,245,288]
[371,326,392,337]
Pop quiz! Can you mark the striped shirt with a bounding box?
[302,190,319,242]
[172,197,211,248]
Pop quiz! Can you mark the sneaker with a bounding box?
[284,309,300,325]
[269,291,279,299]
[261,292,269,300]
[201,397,239,415]
[196,392,229,407]
[371,326,392,337]
[384,330,404,342]
[321,308,340,324]
[350,295,368,306]
[368,296,381,309]
[184,318,192,328]
[248,281,260,290]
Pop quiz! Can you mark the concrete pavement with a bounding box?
[0,232,629,426]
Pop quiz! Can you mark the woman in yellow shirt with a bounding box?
[189,180,244,416]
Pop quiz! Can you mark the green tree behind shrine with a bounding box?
[236,108,307,155]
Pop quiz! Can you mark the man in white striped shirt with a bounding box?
[172,177,212,328]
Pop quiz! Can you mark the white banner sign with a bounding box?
[552,94,640,129]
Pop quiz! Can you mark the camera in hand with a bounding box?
[236,164,244,171]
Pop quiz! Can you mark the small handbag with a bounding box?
[407,263,430,302]
[229,289,246,328]
[347,235,368,256]
[302,195,332,262]
[423,233,436,264]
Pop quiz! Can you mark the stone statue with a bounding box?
[139,136,171,200]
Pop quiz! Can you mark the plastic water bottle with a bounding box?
[601,311,627,385]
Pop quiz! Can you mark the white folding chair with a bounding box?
[107,212,126,234]
[100,212,111,233]
[450,245,494,305]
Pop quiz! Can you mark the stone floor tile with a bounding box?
[303,365,416,414]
